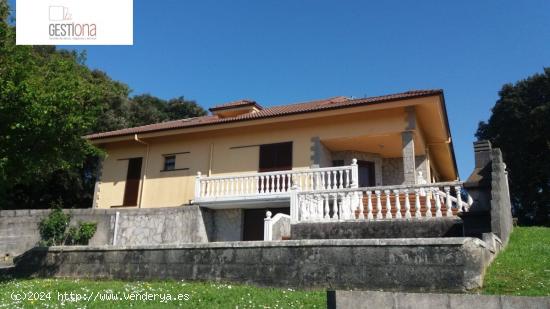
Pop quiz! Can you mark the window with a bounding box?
[163,155,176,171]
[259,142,292,172]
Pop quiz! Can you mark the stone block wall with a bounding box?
[0,206,211,259]
[12,237,495,291]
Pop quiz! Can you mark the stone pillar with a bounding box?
[401,131,416,185]
[465,140,493,211]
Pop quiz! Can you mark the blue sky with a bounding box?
[11,0,550,179]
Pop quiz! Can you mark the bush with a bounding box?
[38,203,71,246]
[38,201,97,246]
[66,222,97,245]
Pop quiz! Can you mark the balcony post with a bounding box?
[194,171,202,201]
[264,211,273,241]
[290,184,300,223]
[351,158,359,188]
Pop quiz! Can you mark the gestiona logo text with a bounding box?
[48,6,96,40]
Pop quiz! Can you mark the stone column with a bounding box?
[402,131,416,185]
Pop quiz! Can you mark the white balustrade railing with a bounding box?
[194,159,359,202]
[291,181,471,223]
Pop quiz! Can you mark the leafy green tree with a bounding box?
[166,96,206,120]
[1,17,106,204]
[476,68,550,225]
[0,0,207,209]
[128,94,169,126]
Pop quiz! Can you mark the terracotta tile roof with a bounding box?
[209,99,262,111]
[86,89,442,140]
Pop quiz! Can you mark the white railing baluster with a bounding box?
[375,190,382,219]
[404,189,411,219]
[324,194,330,220]
[394,189,402,219]
[286,174,291,192]
[338,171,343,189]
[425,187,432,217]
[414,189,421,218]
[365,191,372,220]
[345,169,350,188]
[445,186,453,217]
[332,194,339,220]
[385,190,392,219]
[434,188,442,217]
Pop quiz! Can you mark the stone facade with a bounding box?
[115,207,210,246]
[310,137,333,168]
[382,158,405,185]
[12,237,495,291]
[208,209,243,242]
[401,131,416,184]
[382,156,428,186]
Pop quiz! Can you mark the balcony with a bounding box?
[194,160,359,207]
[290,181,471,223]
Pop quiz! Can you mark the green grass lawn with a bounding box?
[482,226,550,296]
[0,279,325,308]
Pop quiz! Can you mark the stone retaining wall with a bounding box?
[291,217,464,240]
[0,206,211,259]
[328,290,550,309]
[12,237,494,291]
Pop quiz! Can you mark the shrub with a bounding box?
[38,200,97,246]
[38,203,71,246]
[66,222,97,245]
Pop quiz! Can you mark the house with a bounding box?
[86,89,464,241]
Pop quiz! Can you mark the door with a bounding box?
[122,157,143,206]
[243,207,290,241]
[357,160,376,187]
[258,142,292,192]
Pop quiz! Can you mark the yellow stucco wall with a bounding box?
[94,107,435,208]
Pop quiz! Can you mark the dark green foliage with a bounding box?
[477,68,550,225]
[0,0,207,209]
[38,201,98,246]
[38,203,71,246]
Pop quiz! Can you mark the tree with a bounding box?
[0,0,207,209]
[476,68,550,225]
[166,96,206,120]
